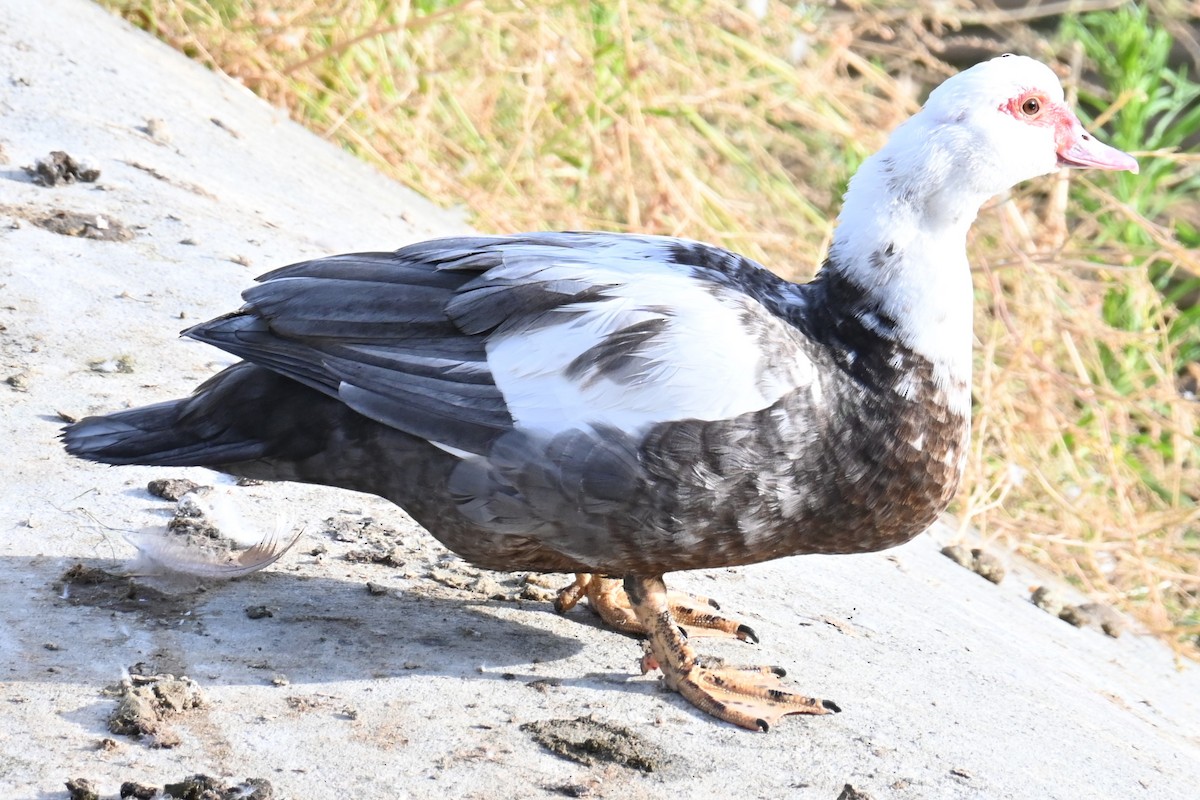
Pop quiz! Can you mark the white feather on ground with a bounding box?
[123,519,301,581]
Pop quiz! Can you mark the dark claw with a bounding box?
[756,718,769,732]
[707,597,721,610]
[736,624,759,644]
[769,665,787,677]
[822,699,842,713]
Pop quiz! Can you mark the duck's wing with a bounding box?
[187,232,817,460]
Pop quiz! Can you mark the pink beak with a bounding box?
[1056,117,1139,173]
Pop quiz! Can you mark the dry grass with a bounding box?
[101,0,1199,656]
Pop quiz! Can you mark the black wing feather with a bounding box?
[186,245,516,453]
[183,233,796,458]
[183,236,638,455]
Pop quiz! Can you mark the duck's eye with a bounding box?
[1021,97,1041,116]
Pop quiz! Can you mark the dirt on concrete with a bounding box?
[521,716,667,773]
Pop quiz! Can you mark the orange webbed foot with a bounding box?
[554,572,757,642]
[625,574,839,731]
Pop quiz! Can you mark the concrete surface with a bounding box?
[1,1,1198,797]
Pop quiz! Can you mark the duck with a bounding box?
[63,54,1137,731]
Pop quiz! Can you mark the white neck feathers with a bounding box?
[824,118,992,396]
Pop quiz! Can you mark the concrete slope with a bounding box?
[1,1,1197,798]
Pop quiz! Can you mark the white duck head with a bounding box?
[827,55,1137,395]
[838,54,1137,235]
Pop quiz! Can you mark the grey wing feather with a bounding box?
[185,231,807,484]
[186,245,517,454]
[184,235,676,456]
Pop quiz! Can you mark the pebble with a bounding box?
[1059,605,1092,628]
[146,477,203,501]
[940,544,1006,584]
[970,549,1006,584]
[940,544,972,568]
[1031,586,1065,617]
[6,371,30,391]
[65,778,98,800]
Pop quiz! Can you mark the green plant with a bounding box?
[1061,4,1200,448]
[1064,5,1200,359]
[1065,5,1200,230]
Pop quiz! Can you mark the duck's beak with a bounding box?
[1056,116,1139,173]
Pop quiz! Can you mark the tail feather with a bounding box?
[62,362,304,468]
[63,399,272,467]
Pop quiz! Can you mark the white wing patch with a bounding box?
[485,262,812,437]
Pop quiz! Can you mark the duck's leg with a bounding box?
[554,573,757,641]
[624,574,839,731]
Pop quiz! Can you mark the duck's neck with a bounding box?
[816,138,995,414]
